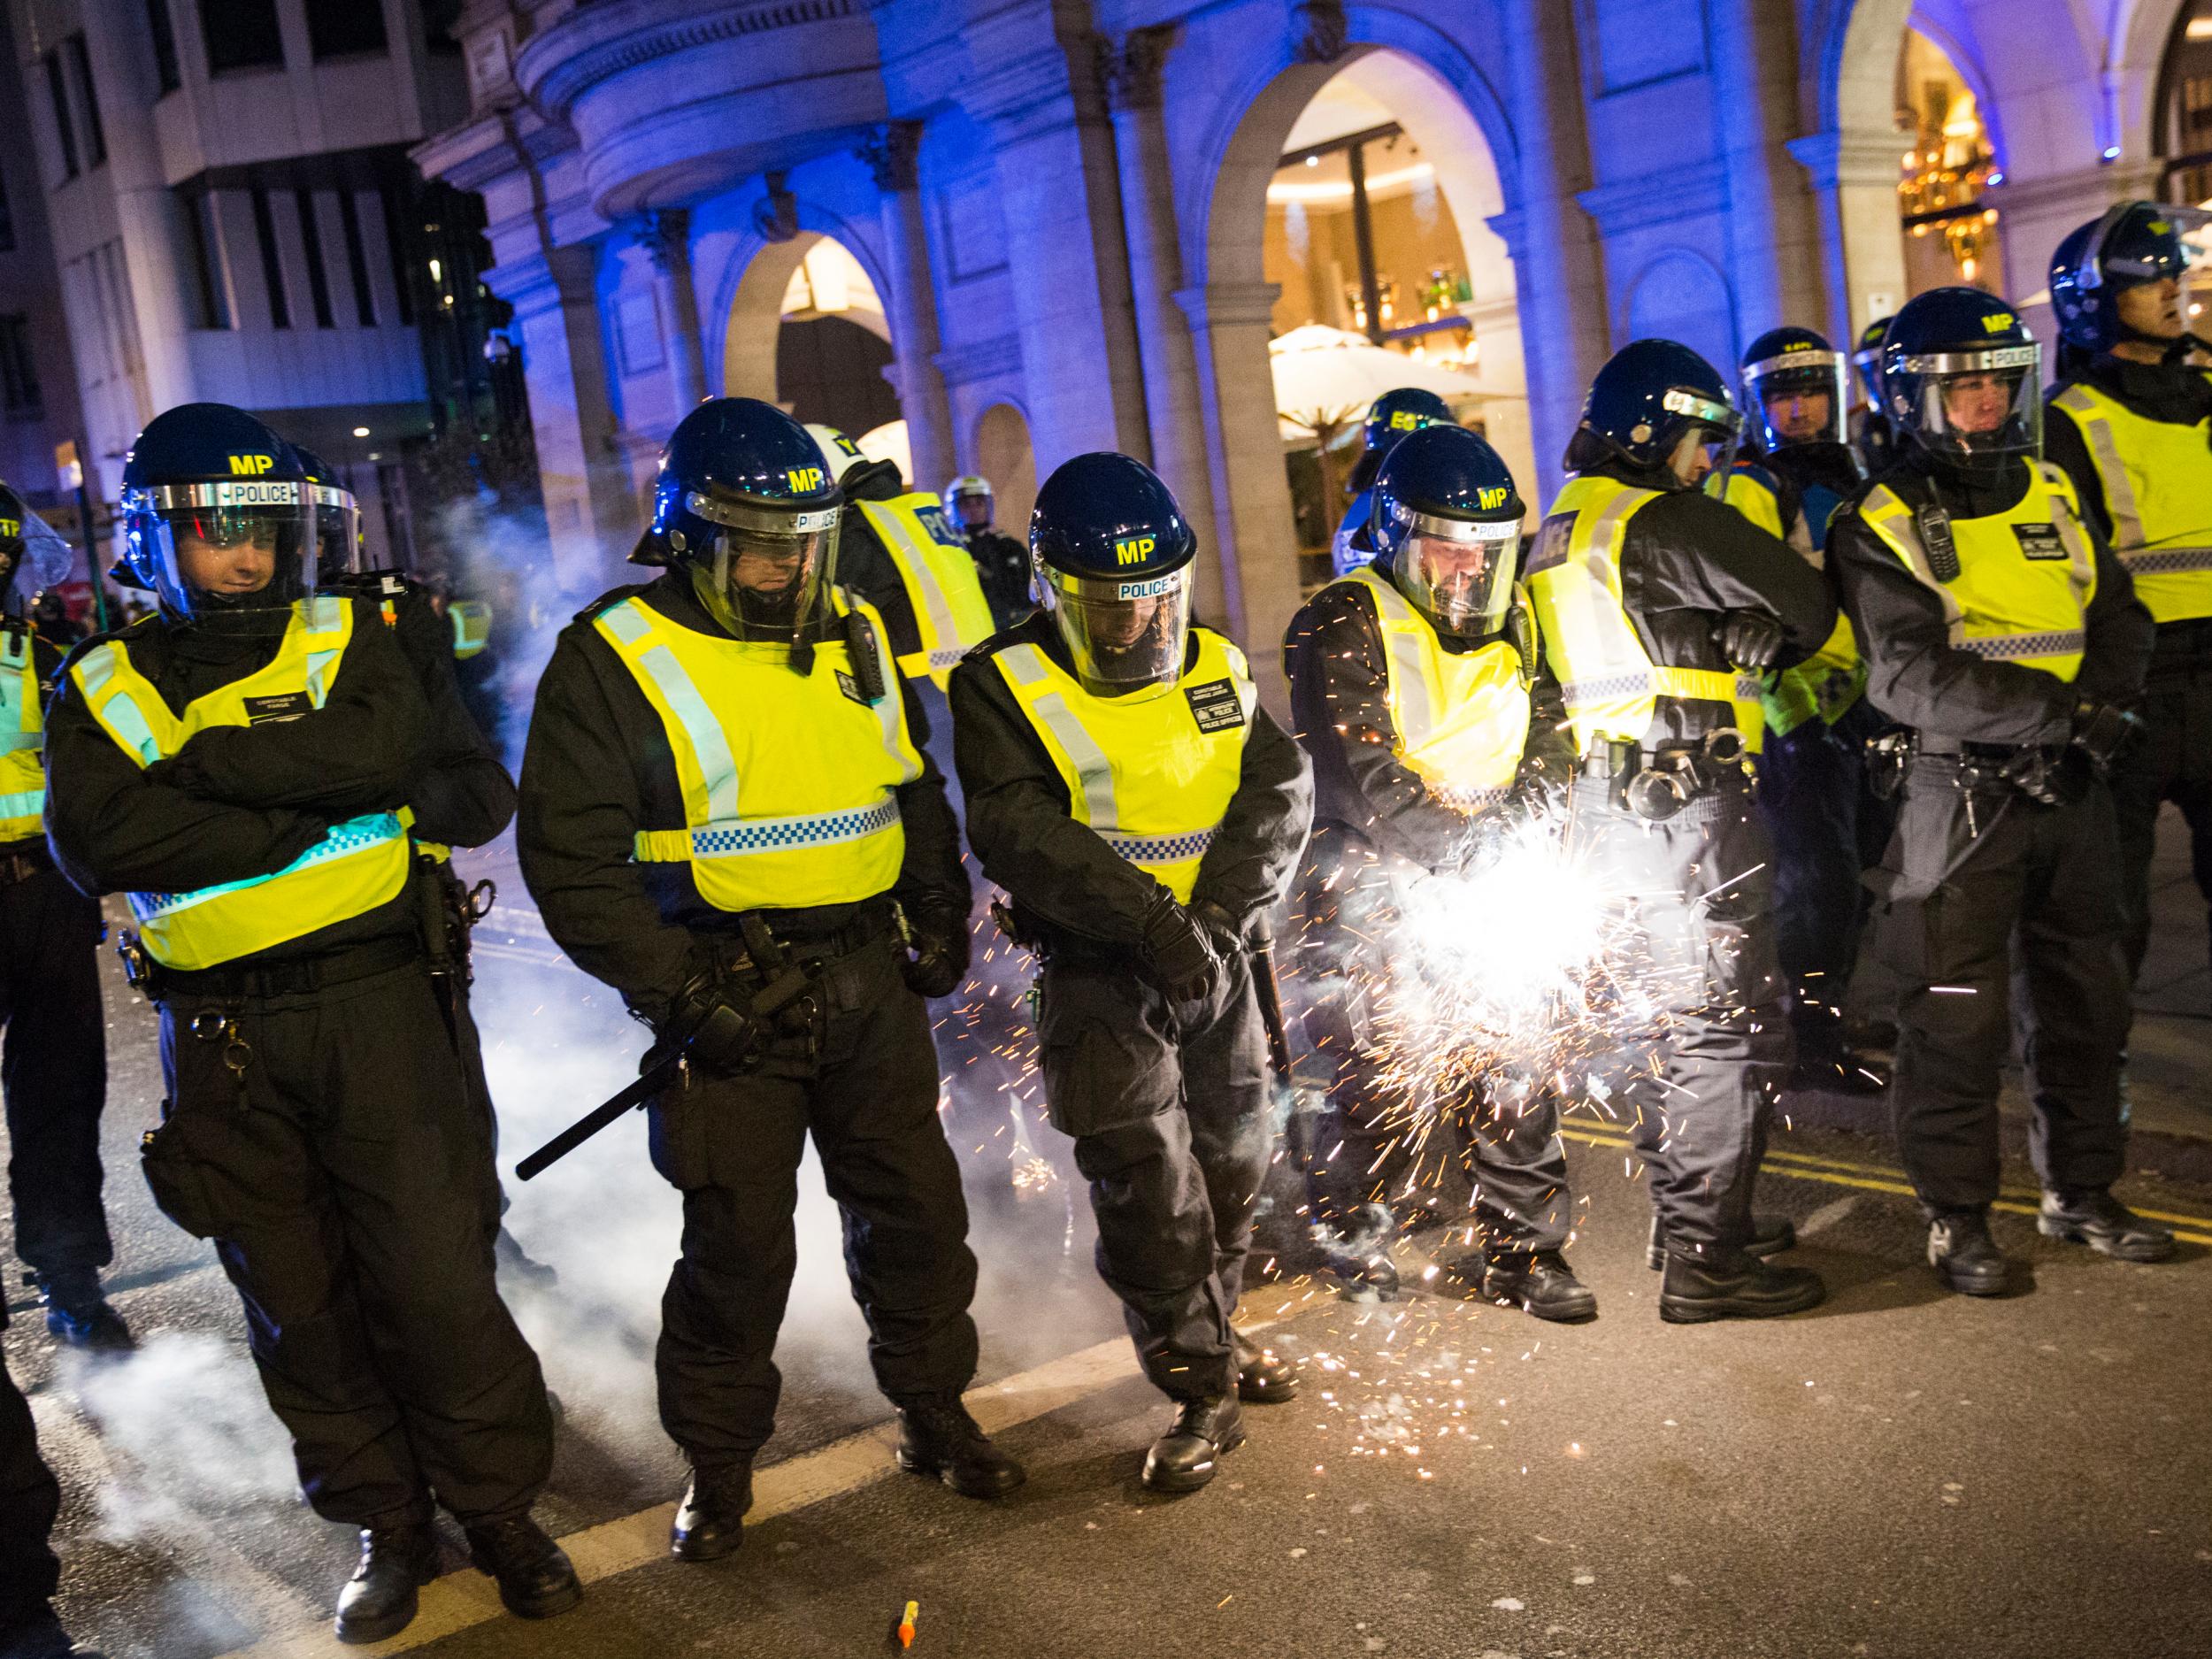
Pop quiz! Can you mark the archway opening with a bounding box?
[2153,0,2212,330]
[973,402,1037,538]
[722,233,904,457]
[1258,50,1530,592]
[1896,28,2005,296]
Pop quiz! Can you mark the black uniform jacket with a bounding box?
[1827,454,2154,749]
[1283,580,1573,872]
[949,612,1313,951]
[517,572,967,1023]
[1577,461,1838,746]
[2044,355,2212,544]
[43,596,510,961]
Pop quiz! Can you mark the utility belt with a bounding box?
[672,902,902,1078]
[1579,728,1753,823]
[696,897,901,977]
[1867,728,2075,815]
[127,931,424,1005]
[986,897,1167,968]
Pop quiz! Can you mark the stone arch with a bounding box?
[972,402,1038,539]
[1620,249,1737,370]
[703,205,898,404]
[2121,0,2201,164]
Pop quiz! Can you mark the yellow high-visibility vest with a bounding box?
[1856,464,2098,683]
[1332,565,1529,809]
[71,598,412,970]
[993,627,1254,902]
[2051,381,2212,623]
[450,599,493,659]
[856,495,998,689]
[594,589,923,912]
[1525,475,1766,757]
[1723,467,1786,538]
[0,624,43,841]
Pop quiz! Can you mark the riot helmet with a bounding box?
[2049,201,2200,355]
[1852,315,1893,409]
[119,403,315,630]
[944,474,995,534]
[805,421,902,501]
[0,483,71,620]
[1369,424,1525,640]
[1567,339,1744,492]
[651,398,844,646]
[289,443,365,579]
[1347,387,1454,495]
[1881,288,2042,478]
[1740,326,1849,452]
[1030,452,1195,696]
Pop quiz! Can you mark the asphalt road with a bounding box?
[8,857,2212,1659]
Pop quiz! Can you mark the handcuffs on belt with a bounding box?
[1612,728,1751,823]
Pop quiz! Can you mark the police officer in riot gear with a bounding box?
[943,473,1034,628]
[1286,426,1587,1318]
[952,453,1312,1490]
[42,404,574,1642]
[0,493,126,1350]
[1333,388,1454,577]
[1726,330,1892,1093]
[1526,339,1834,1322]
[1830,288,2170,1294]
[2045,203,2212,986]
[1851,314,1898,472]
[518,398,1017,1561]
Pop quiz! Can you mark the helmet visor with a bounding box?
[1396,512,1520,637]
[310,481,365,577]
[686,489,839,637]
[1744,350,1849,451]
[1897,342,2044,463]
[1042,565,1193,695]
[133,480,314,622]
[0,509,73,614]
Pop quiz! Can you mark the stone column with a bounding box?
[856,122,956,493]
[1175,280,1294,704]
[640,209,708,417]
[1100,27,1225,621]
[488,241,640,592]
[1789,131,1912,352]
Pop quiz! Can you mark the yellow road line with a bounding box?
[1558,1125,2212,1246]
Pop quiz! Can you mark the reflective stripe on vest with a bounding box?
[856,495,998,690]
[1857,465,2097,683]
[0,626,43,840]
[593,589,924,911]
[2051,382,2212,623]
[450,600,493,659]
[69,598,413,970]
[1336,566,1529,810]
[993,629,1254,902]
[1525,475,1767,756]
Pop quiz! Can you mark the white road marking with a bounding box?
[1794,1194,1861,1239]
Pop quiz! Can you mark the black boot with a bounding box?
[1479,1250,1598,1322]
[2038,1188,2177,1263]
[1646,1213,1796,1271]
[1141,1395,1246,1493]
[1789,1042,1890,1095]
[35,1271,133,1354]
[895,1397,1026,1498]
[463,1514,581,1620]
[333,1523,439,1645]
[1927,1210,2010,1295]
[1233,1332,1299,1404]
[2,1609,105,1658]
[670,1463,753,1562]
[1657,1252,1824,1324]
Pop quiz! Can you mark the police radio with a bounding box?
[1915,503,1961,582]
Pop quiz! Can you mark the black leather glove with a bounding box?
[1140,891,1223,1003]
[1714,611,1786,672]
[1187,897,1246,959]
[2070,701,2140,775]
[665,973,764,1077]
[901,909,972,999]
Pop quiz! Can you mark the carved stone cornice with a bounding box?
[855,121,922,194]
[637,208,692,273]
[520,0,860,120]
[1096,26,1171,114]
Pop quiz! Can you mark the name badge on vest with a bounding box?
[834,669,869,706]
[1185,679,1246,733]
[242,692,313,724]
[1525,512,1576,574]
[2013,523,2067,561]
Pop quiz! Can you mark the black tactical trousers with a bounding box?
[1756,701,1895,1053]
[1581,781,1792,1258]
[1869,759,2131,1213]
[2108,632,2212,984]
[144,957,552,1526]
[2,857,111,1279]
[1291,833,1572,1251]
[649,936,979,1470]
[0,1340,61,1643]
[1035,944,1273,1402]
